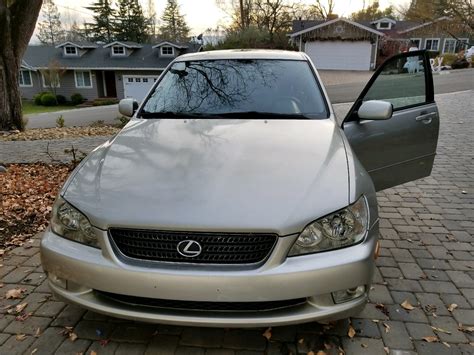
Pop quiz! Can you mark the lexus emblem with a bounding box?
[177,240,202,258]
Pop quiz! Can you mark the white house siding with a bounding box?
[305,41,373,70]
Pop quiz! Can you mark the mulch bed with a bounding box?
[0,163,73,253]
[0,126,120,141]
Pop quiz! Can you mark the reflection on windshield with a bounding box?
[141,59,327,119]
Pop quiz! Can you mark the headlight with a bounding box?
[289,195,369,256]
[50,196,99,248]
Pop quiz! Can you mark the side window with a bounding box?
[362,54,426,111]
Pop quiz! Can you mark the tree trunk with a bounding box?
[0,0,43,131]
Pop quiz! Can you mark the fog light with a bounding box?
[49,273,67,289]
[332,285,365,304]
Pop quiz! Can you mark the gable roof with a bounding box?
[290,17,385,37]
[102,41,143,49]
[398,16,451,34]
[22,42,202,70]
[152,41,189,49]
[371,17,397,24]
[20,60,36,71]
[55,41,99,49]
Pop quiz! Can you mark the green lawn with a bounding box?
[22,100,78,115]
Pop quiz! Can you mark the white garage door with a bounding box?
[305,41,372,71]
[123,75,159,101]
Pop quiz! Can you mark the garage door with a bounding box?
[305,41,372,71]
[123,75,159,101]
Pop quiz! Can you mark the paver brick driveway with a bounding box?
[1,91,473,354]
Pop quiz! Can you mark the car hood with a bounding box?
[63,118,349,235]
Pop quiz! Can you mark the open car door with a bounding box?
[342,50,439,191]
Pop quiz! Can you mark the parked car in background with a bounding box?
[41,49,439,327]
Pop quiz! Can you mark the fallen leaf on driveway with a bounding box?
[431,326,452,334]
[458,325,474,334]
[361,343,368,348]
[34,328,42,337]
[15,303,28,313]
[442,342,451,348]
[90,351,98,355]
[448,303,458,312]
[16,312,33,322]
[382,322,391,333]
[262,327,272,340]
[99,339,110,347]
[348,325,356,338]
[5,288,26,299]
[316,351,327,355]
[16,334,27,341]
[422,336,439,343]
[69,332,78,342]
[401,300,415,311]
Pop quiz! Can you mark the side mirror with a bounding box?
[358,100,393,120]
[118,98,138,117]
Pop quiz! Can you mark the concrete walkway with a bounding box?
[0,91,473,354]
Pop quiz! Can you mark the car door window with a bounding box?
[363,54,426,110]
[342,50,439,191]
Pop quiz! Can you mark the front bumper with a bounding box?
[40,225,378,327]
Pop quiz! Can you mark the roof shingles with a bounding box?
[23,42,202,70]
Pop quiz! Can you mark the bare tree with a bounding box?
[311,0,336,19]
[0,0,43,131]
[444,0,473,31]
[40,59,66,97]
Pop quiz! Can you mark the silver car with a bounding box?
[40,49,439,327]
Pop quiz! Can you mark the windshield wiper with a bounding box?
[139,111,223,119]
[139,111,321,120]
[216,111,315,119]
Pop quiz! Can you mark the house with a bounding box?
[19,40,202,102]
[290,16,472,71]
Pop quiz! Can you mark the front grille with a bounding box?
[109,228,278,264]
[97,291,306,312]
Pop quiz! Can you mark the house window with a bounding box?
[443,39,456,53]
[64,46,78,56]
[459,38,469,51]
[135,78,141,82]
[161,46,174,56]
[75,70,92,88]
[19,70,33,87]
[42,73,60,88]
[378,22,390,29]
[143,78,148,82]
[127,77,133,83]
[112,46,126,56]
[425,39,440,51]
[410,38,421,49]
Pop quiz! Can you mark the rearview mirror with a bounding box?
[118,98,138,117]
[358,100,393,120]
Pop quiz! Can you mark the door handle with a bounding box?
[416,112,436,124]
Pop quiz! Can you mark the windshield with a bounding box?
[141,59,328,119]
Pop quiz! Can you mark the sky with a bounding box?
[46,0,410,37]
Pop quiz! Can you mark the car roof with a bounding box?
[177,49,307,61]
